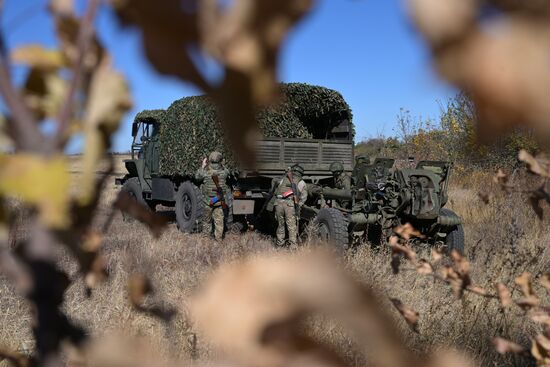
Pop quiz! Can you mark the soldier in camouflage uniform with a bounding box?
[274,164,308,247]
[195,151,230,241]
[352,154,370,188]
[328,161,351,208]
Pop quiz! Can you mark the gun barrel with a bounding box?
[307,184,352,201]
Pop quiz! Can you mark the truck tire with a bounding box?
[121,177,148,222]
[175,181,205,233]
[440,208,465,255]
[312,208,350,250]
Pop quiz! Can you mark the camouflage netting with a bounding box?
[134,109,166,124]
[138,83,353,176]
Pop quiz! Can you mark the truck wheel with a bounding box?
[312,208,350,250]
[121,177,148,222]
[440,208,465,255]
[175,181,205,233]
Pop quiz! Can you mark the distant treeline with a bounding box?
[355,93,540,169]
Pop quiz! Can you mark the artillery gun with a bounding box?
[303,158,464,253]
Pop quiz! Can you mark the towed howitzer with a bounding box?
[304,160,464,253]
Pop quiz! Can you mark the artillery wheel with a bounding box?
[440,208,465,255]
[175,181,205,233]
[121,177,148,222]
[312,208,350,250]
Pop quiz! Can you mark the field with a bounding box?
[1,155,549,367]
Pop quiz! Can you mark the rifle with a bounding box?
[211,174,228,209]
[286,170,301,225]
[253,180,278,223]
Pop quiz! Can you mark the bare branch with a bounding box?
[54,0,101,149]
[0,30,44,152]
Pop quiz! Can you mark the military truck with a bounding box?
[115,83,354,233]
[116,82,463,253]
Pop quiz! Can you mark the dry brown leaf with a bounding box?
[516,295,541,310]
[451,249,470,279]
[426,349,476,367]
[493,169,512,192]
[515,272,535,297]
[519,149,550,178]
[80,230,108,291]
[436,18,550,140]
[536,334,550,351]
[80,58,132,205]
[532,335,550,363]
[48,0,75,16]
[114,191,169,238]
[191,250,416,367]
[441,266,468,299]
[496,282,512,308]
[394,223,424,240]
[21,69,68,121]
[493,337,527,355]
[416,259,434,275]
[390,298,419,333]
[128,273,152,307]
[81,231,102,252]
[530,309,550,327]
[112,0,313,166]
[408,0,476,45]
[0,347,29,367]
[431,248,443,262]
[542,274,550,290]
[389,241,417,263]
[84,254,107,291]
[467,285,488,296]
[54,14,105,70]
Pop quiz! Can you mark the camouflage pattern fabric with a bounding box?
[275,199,298,246]
[196,162,231,240]
[274,173,307,246]
[203,206,226,241]
[195,164,231,205]
[332,172,351,208]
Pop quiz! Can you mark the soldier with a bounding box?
[328,161,351,208]
[195,151,231,241]
[352,154,370,188]
[274,164,308,247]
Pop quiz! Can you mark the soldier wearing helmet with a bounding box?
[329,161,351,208]
[195,151,231,240]
[273,163,308,247]
[352,154,370,188]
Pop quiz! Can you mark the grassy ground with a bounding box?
[1,156,548,367]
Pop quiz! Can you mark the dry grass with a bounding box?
[1,156,549,367]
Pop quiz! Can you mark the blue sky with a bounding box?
[2,0,457,152]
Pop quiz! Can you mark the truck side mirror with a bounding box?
[131,122,138,137]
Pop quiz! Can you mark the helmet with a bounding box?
[329,162,344,173]
[291,164,304,176]
[355,154,369,163]
[208,151,223,163]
